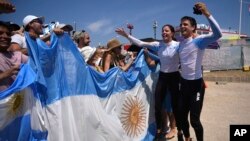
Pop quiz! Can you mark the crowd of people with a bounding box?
[0,1,222,141]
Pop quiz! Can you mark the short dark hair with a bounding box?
[181,16,197,32]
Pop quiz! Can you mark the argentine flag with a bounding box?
[0,33,159,141]
[0,63,36,141]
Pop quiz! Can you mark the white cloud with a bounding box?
[87,19,113,34]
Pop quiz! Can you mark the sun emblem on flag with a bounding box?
[120,96,146,137]
[7,92,25,118]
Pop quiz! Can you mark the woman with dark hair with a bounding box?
[116,24,182,141]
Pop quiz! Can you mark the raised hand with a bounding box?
[115,28,129,38]
[194,2,211,17]
[53,28,64,35]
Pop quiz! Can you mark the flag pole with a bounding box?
[153,20,157,39]
[239,0,242,36]
[74,21,76,31]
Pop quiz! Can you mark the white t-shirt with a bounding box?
[128,35,180,73]
[11,34,27,49]
[78,46,96,62]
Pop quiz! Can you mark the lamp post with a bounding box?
[72,21,76,35]
[74,21,77,31]
[153,20,158,39]
[239,0,242,36]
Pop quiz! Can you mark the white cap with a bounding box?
[56,23,73,31]
[79,46,96,62]
[23,15,44,27]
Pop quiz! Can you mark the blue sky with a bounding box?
[2,0,250,47]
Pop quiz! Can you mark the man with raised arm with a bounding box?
[178,2,222,141]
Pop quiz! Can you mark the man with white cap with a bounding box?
[23,15,45,39]
[23,15,64,47]
[56,23,73,35]
[8,15,48,54]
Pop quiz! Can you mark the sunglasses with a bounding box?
[31,19,43,24]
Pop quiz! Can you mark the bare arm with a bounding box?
[0,64,20,81]
[40,28,65,42]
[8,43,28,55]
[119,58,134,72]
[103,53,112,72]
[118,53,136,72]
[9,43,21,51]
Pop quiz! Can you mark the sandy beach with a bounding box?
[171,81,250,141]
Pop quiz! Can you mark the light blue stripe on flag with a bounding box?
[0,64,36,141]
[0,32,159,141]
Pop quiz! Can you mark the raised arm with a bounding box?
[119,51,136,72]
[194,2,222,49]
[115,28,159,52]
[40,28,64,42]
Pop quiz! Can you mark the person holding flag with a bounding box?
[116,24,182,141]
